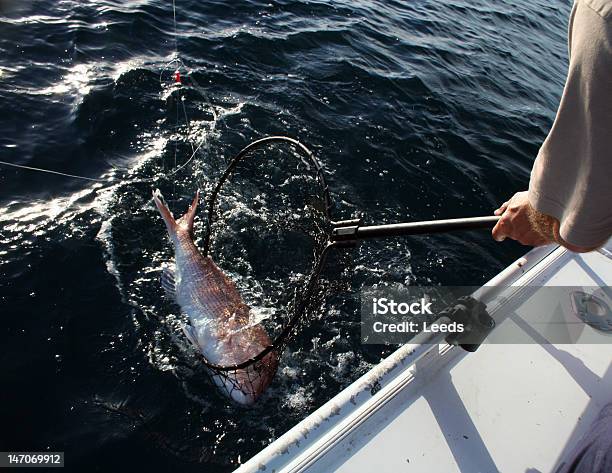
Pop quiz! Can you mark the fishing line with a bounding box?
[160,71,217,180]
[167,127,211,177]
[0,2,211,191]
[172,0,177,53]
[0,159,105,182]
[159,0,218,183]
[173,81,179,195]
[181,96,196,156]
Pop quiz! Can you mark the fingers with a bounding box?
[492,206,551,247]
[492,192,520,241]
[492,199,511,241]
[493,191,551,246]
[494,200,509,216]
[491,216,510,242]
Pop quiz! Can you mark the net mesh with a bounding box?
[190,137,333,403]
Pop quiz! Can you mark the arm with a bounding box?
[493,2,612,252]
[491,191,602,253]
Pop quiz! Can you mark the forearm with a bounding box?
[493,2,611,251]
[528,204,603,253]
[526,2,612,250]
[527,206,557,243]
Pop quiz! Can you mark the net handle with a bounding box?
[202,136,333,256]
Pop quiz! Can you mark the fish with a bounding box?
[152,188,279,405]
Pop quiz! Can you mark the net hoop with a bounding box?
[198,136,334,372]
[203,136,332,255]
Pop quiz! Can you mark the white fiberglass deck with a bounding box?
[236,241,612,473]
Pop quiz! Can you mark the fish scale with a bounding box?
[153,188,279,405]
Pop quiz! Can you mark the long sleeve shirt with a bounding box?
[528,0,612,248]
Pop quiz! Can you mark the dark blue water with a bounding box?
[0,0,571,471]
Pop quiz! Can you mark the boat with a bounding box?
[235,239,612,472]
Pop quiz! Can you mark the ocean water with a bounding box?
[0,0,571,471]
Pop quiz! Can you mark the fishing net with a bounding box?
[192,136,336,403]
[157,58,339,403]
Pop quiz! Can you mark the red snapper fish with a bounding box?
[153,189,278,405]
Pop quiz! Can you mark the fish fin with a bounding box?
[152,189,177,235]
[161,264,176,300]
[176,189,200,234]
[181,323,199,348]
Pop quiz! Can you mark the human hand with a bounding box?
[491,191,553,246]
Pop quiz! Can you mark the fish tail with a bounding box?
[152,189,200,236]
[176,189,200,234]
[152,189,177,235]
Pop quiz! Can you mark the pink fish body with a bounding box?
[153,189,278,405]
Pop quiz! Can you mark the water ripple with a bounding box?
[0,0,572,470]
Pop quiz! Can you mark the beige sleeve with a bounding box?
[528,0,612,248]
